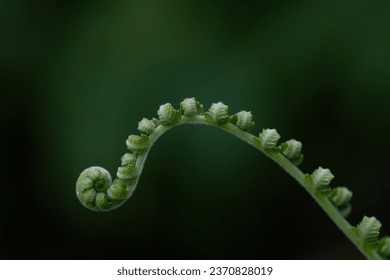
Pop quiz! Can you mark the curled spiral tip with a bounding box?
[76,166,112,211]
[76,166,134,211]
[76,167,133,211]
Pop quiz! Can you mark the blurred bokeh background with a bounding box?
[1,0,389,259]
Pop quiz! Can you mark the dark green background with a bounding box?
[1,0,389,259]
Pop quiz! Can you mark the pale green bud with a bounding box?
[205,102,229,125]
[180,97,203,116]
[259,128,280,150]
[356,216,382,243]
[126,134,151,155]
[311,167,334,191]
[157,103,181,125]
[138,118,156,135]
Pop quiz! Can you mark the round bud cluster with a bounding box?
[76,167,112,209]
[76,166,133,211]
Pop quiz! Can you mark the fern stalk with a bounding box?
[76,98,389,259]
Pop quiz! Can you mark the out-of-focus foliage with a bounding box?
[1,0,389,259]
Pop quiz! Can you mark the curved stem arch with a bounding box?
[76,98,389,260]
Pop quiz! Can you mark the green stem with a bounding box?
[266,153,381,259]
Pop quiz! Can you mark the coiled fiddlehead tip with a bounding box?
[76,166,134,211]
[76,166,112,211]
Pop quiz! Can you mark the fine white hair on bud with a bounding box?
[157,103,181,125]
[107,179,131,201]
[280,139,304,166]
[231,111,254,131]
[356,216,382,243]
[204,102,229,125]
[117,165,138,180]
[258,128,280,150]
[180,97,203,116]
[121,153,137,166]
[310,167,334,191]
[76,166,112,211]
[138,118,156,135]
[126,134,151,155]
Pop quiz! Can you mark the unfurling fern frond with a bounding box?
[76,97,388,259]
